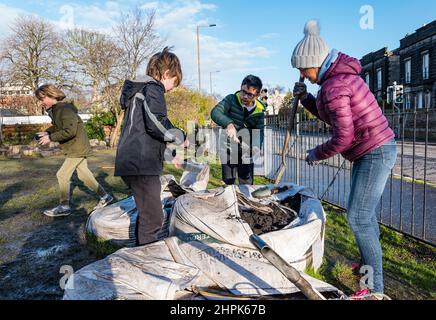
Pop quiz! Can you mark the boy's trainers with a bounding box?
[94,194,113,210]
[43,205,71,217]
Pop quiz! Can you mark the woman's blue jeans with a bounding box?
[347,139,397,293]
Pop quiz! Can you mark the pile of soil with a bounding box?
[239,194,301,235]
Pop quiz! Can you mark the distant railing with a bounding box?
[0,114,91,125]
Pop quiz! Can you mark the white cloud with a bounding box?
[141,2,160,10]
[0,1,275,95]
[149,0,274,94]
[0,4,30,37]
[51,1,122,33]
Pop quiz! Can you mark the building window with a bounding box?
[365,72,370,86]
[422,51,430,80]
[376,68,382,90]
[425,91,432,108]
[417,92,424,109]
[405,58,411,83]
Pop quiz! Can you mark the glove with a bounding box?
[306,149,320,166]
[293,82,308,100]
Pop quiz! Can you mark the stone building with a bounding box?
[360,20,435,109]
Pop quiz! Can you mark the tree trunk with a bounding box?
[92,83,98,103]
[110,110,124,148]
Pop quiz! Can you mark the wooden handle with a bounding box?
[274,77,305,185]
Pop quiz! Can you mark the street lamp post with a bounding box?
[210,70,220,95]
[196,24,216,93]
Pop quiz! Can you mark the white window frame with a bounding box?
[365,72,370,86]
[422,51,430,80]
[405,93,411,109]
[405,58,412,84]
[376,68,382,90]
[417,92,424,109]
[425,91,431,108]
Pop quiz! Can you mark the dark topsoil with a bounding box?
[240,194,301,235]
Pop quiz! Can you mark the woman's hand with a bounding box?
[305,149,320,166]
[293,82,308,100]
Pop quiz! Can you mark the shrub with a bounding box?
[165,87,217,131]
[85,111,115,141]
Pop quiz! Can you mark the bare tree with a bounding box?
[0,15,61,114]
[63,29,123,102]
[0,65,6,145]
[114,7,164,80]
[101,81,124,147]
[105,7,164,148]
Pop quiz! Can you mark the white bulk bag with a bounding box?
[64,237,338,300]
[169,184,325,271]
[86,163,210,247]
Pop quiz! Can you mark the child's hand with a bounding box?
[171,155,184,170]
[182,139,190,148]
[39,135,51,146]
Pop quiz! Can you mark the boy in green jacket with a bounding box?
[35,84,113,217]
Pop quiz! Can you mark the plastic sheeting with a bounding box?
[65,180,334,300]
[64,236,337,300]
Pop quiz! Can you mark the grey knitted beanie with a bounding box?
[291,20,329,69]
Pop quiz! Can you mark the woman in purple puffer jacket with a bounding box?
[291,20,397,300]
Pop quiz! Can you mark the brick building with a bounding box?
[0,82,36,115]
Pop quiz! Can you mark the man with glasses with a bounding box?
[211,75,265,185]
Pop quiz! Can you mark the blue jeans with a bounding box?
[347,139,397,293]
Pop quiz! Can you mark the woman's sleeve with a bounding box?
[312,86,354,160]
[301,93,320,118]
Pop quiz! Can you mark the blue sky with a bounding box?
[0,0,435,96]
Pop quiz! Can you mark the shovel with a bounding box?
[250,233,326,300]
[274,77,305,185]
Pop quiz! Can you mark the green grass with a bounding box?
[85,233,123,259]
[310,206,436,299]
[0,234,7,245]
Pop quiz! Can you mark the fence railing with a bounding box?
[0,114,91,125]
[264,109,435,246]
